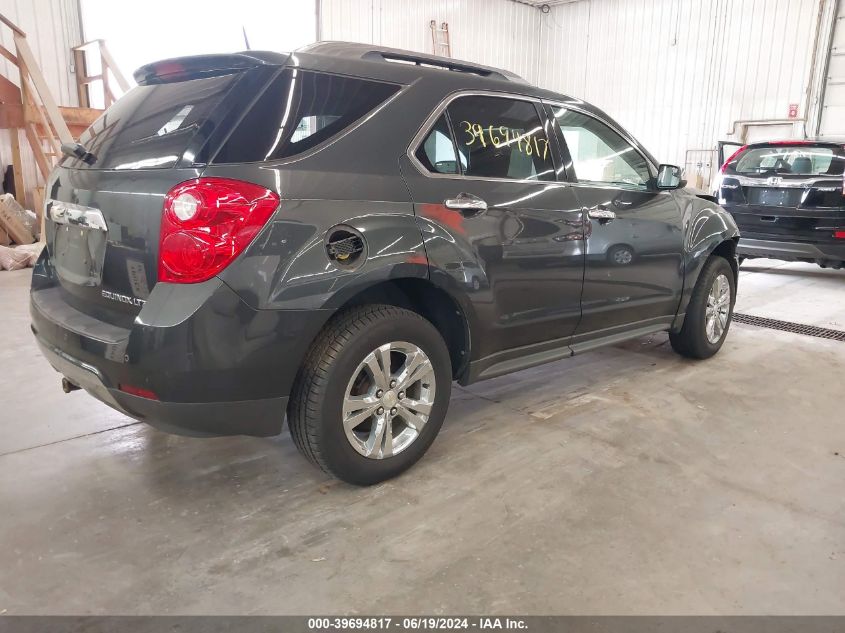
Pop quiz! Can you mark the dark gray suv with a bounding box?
[31,42,740,484]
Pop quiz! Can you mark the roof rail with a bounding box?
[300,41,526,83]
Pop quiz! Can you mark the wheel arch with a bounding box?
[672,235,739,332]
[711,237,739,281]
[311,277,472,382]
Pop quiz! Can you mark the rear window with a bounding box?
[212,70,400,164]
[63,73,240,170]
[444,95,555,181]
[732,145,845,176]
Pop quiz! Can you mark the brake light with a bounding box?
[721,145,747,173]
[159,178,279,283]
[834,231,845,239]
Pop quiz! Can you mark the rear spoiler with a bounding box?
[133,51,288,85]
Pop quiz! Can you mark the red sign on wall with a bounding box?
[788,103,799,119]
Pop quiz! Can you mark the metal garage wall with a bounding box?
[818,0,845,137]
[538,0,830,183]
[319,0,542,85]
[320,0,835,190]
[0,0,82,199]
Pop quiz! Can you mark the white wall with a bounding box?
[818,0,845,137]
[0,0,82,201]
[319,0,835,186]
[320,0,542,83]
[80,0,319,93]
[1,0,833,200]
[539,0,831,185]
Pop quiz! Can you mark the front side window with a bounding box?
[554,108,651,189]
[214,70,400,164]
[445,96,555,181]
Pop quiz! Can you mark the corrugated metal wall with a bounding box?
[320,0,542,84]
[0,0,82,201]
[319,0,833,186]
[0,0,81,105]
[0,0,832,200]
[818,0,845,136]
[538,0,829,185]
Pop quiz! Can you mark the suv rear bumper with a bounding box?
[738,237,845,264]
[30,265,330,437]
[34,336,287,437]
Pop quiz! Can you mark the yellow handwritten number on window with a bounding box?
[460,121,549,160]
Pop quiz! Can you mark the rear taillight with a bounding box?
[720,145,748,173]
[834,231,845,239]
[159,178,279,283]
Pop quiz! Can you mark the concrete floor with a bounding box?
[1,259,844,615]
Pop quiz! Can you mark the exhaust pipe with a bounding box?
[61,377,80,393]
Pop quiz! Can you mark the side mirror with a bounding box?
[656,164,684,190]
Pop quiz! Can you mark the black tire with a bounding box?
[288,304,452,485]
[607,244,635,266]
[670,255,735,359]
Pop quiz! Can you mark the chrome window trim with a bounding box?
[543,100,659,187]
[406,90,564,186]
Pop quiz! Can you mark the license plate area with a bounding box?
[52,222,108,287]
[746,187,803,207]
[48,199,109,287]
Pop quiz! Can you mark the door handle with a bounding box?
[587,207,616,222]
[445,193,488,214]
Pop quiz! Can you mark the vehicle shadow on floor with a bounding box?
[132,332,685,499]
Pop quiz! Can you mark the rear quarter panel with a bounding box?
[204,163,430,402]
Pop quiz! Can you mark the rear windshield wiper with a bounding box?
[61,142,97,166]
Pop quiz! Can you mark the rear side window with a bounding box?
[445,96,554,181]
[415,114,460,174]
[64,73,240,170]
[731,145,845,176]
[213,70,400,164]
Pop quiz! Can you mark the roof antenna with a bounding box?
[242,26,251,50]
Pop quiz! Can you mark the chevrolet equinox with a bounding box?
[31,43,740,484]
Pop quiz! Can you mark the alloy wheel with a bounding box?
[705,273,731,344]
[342,341,436,459]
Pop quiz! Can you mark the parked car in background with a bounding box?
[718,140,845,269]
[31,43,740,485]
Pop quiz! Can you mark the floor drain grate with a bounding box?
[733,313,845,341]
